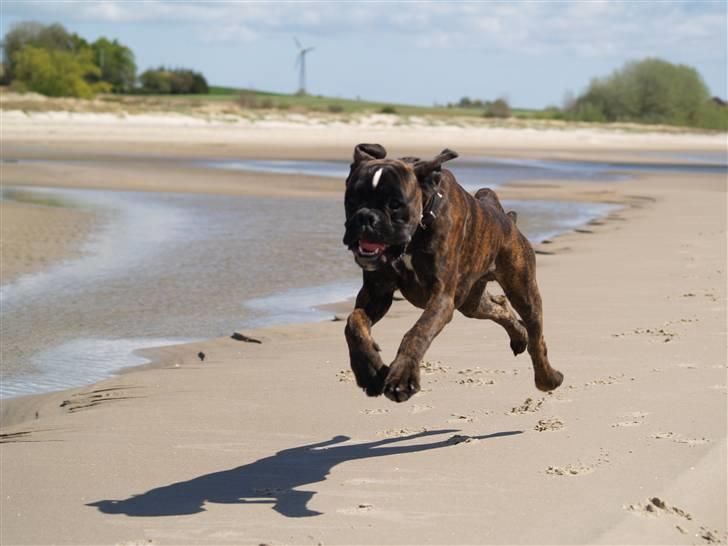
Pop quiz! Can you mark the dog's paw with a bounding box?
[361,365,389,397]
[510,338,528,356]
[383,361,420,403]
[535,369,564,392]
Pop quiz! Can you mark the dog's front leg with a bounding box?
[345,278,394,396]
[384,291,455,402]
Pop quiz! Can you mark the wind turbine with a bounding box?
[294,37,315,95]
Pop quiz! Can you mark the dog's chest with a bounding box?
[391,252,432,309]
[392,252,418,280]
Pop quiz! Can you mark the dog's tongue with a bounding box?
[360,240,386,252]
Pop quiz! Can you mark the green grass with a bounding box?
[131,85,524,117]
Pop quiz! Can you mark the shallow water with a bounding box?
[204,157,629,189]
[0,183,619,398]
[204,155,727,190]
[0,188,359,397]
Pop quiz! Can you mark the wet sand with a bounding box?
[0,198,99,283]
[0,115,726,545]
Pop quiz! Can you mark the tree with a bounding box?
[139,68,172,94]
[91,37,136,92]
[139,67,209,94]
[2,21,75,82]
[569,58,725,129]
[2,20,137,95]
[13,45,109,98]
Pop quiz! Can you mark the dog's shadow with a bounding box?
[88,429,522,518]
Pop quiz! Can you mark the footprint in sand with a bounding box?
[611,411,649,428]
[682,289,719,302]
[612,326,677,343]
[410,404,433,414]
[456,377,495,386]
[507,396,545,415]
[546,449,610,476]
[360,408,390,415]
[420,360,450,374]
[534,417,564,432]
[698,527,725,544]
[376,427,427,438]
[583,374,624,388]
[447,434,481,446]
[336,369,354,383]
[481,367,520,376]
[651,431,710,446]
[546,463,594,476]
[447,413,477,423]
[337,503,377,516]
[625,497,692,520]
[456,367,499,386]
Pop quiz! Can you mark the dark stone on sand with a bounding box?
[231,332,262,344]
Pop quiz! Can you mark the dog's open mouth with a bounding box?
[357,239,388,258]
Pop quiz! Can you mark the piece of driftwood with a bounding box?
[231,332,262,344]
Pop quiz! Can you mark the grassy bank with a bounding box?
[1,86,723,135]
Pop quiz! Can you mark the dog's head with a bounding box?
[343,143,458,271]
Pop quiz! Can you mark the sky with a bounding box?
[1,1,726,109]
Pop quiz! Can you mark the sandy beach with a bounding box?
[0,113,726,545]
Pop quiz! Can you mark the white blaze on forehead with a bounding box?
[371,168,384,189]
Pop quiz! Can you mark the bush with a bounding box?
[13,45,109,98]
[138,67,209,94]
[568,58,724,129]
[237,91,260,108]
[380,105,397,114]
[484,98,511,118]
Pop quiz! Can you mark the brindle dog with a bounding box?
[343,143,563,403]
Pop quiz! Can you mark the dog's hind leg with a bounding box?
[495,233,564,392]
[459,278,528,356]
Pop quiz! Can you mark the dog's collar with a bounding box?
[419,188,444,229]
[391,182,444,271]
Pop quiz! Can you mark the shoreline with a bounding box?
[0,182,629,411]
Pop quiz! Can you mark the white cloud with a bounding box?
[3,0,725,56]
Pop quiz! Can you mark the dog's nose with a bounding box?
[356,209,378,229]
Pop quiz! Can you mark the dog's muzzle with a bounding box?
[344,209,392,271]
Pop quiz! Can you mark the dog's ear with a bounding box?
[353,143,387,163]
[413,148,458,179]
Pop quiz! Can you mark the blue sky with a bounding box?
[2,1,726,108]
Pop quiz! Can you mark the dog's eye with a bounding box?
[389,200,404,210]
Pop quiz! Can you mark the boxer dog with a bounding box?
[343,143,563,403]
